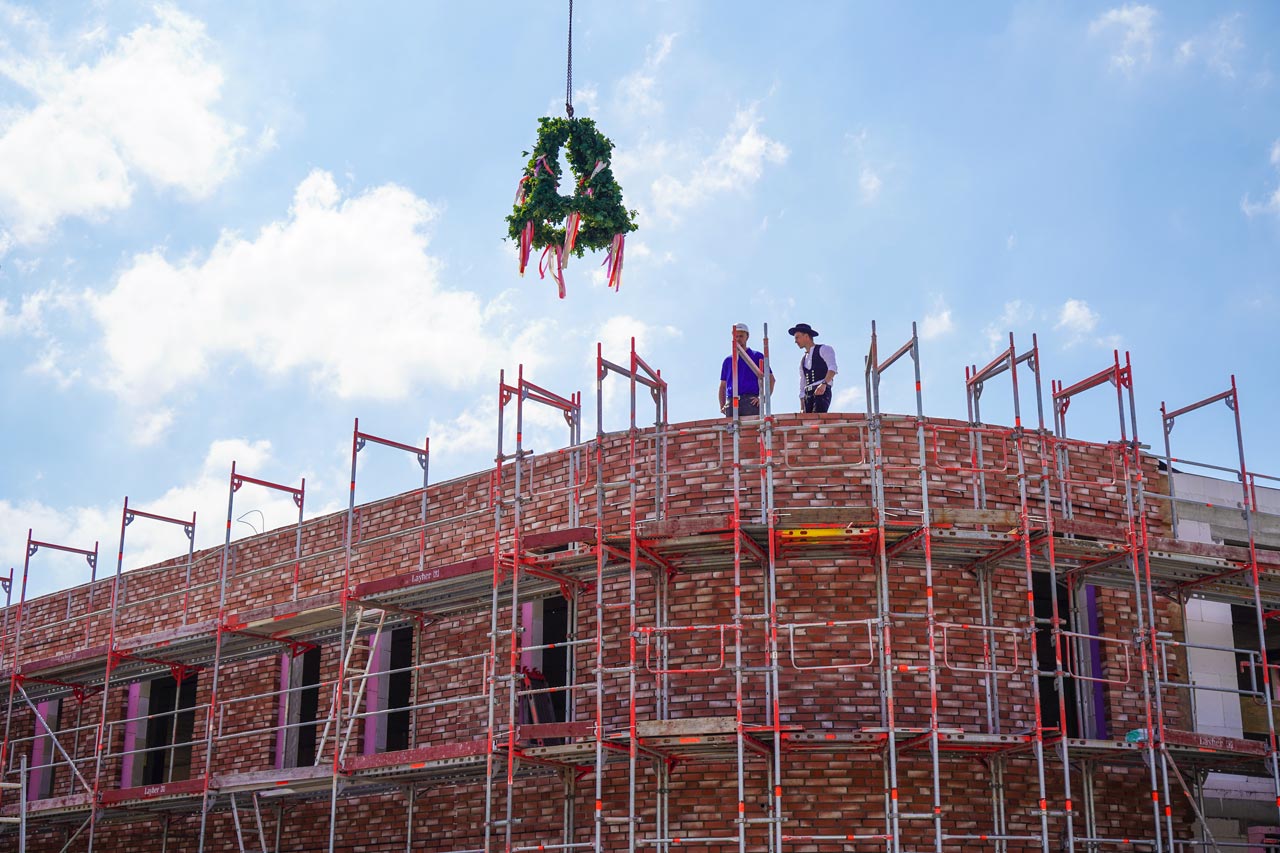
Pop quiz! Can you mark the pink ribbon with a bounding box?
[562,211,581,261]
[602,233,625,291]
[539,244,567,299]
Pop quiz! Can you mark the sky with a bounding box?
[1,1,1278,599]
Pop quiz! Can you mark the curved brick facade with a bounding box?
[3,412,1216,852]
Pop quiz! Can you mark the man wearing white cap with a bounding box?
[718,323,772,417]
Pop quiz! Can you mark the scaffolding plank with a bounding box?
[15,643,109,677]
[639,514,734,539]
[213,764,333,794]
[522,526,596,552]
[345,738,490,772]
[225,591,342,633]
[1162,728,1267,756]
[635,716,736,738]
[115,619,220,656]
[352,555,493,599]
[773,507,878,526]
[100,777,206,806]
[931,508,1020,528]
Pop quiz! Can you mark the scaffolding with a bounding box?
[1,323,1279,853]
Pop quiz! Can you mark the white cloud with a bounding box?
[0,7,248,244]
[920,298,954,341]
[616,33,676,117]
[427,404,497,459]
[1089,5,1157,73]
[858,167,883,204]
[1056,298,1101,347]
[1242,139,1280,218]
[983,300,1034,353]
[833,386,862,411]
[0,294,43,336]
[648,105,788,223]
[0,438,310,600]
[596,314,680,413]
[133,408,176,446]
[1006,233,1017,251]
[83,169,520,404]
[0,284,83,384]
[1176,14,1244,79]
[598,314,679,365]
[545,83,599,119]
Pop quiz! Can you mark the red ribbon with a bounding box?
[603,233,625,291]
[518,221,534,275]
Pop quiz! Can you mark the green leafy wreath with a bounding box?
[508,116,637,296]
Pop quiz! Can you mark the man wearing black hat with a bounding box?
[789,323,837,414]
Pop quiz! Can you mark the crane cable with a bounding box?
[565,0,574,118]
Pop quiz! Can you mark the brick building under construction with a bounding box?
[2,325,1278,852]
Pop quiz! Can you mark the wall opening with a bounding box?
[1034,573,1080,738]
[140,674,198,785]
[384,626,414,753]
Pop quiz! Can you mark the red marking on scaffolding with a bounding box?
[678,737,701,744]
[1039,799,1047,810]
[1150,790,1159,802]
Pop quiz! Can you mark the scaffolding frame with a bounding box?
[4,327,1280,853]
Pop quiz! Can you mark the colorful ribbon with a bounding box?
[603,233,625,291]
[539,244,567,299]
[518,220,534,276]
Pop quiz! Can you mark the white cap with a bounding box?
[733,323,749,333]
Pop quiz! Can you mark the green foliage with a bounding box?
[507,117,638,255]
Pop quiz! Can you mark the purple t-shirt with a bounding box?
[720,348,769,396]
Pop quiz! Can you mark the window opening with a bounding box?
[1033,573,1079,738]
[28,699,62,800]
[279,647,322,767]
[384,626,414,753]
[141,674,198,785]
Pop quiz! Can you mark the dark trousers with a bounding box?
[728,397,760,417]
[803,390,832,414]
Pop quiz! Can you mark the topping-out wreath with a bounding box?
[508,116,637,298]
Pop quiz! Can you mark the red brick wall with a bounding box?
[4,413,1184,851]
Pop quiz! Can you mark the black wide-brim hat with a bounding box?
[788,323,819,337]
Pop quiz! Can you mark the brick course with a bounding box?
[2,413,1194,851]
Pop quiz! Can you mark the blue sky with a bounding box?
[2,2,1278,597]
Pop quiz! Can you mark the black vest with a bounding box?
[803,346,829,390]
